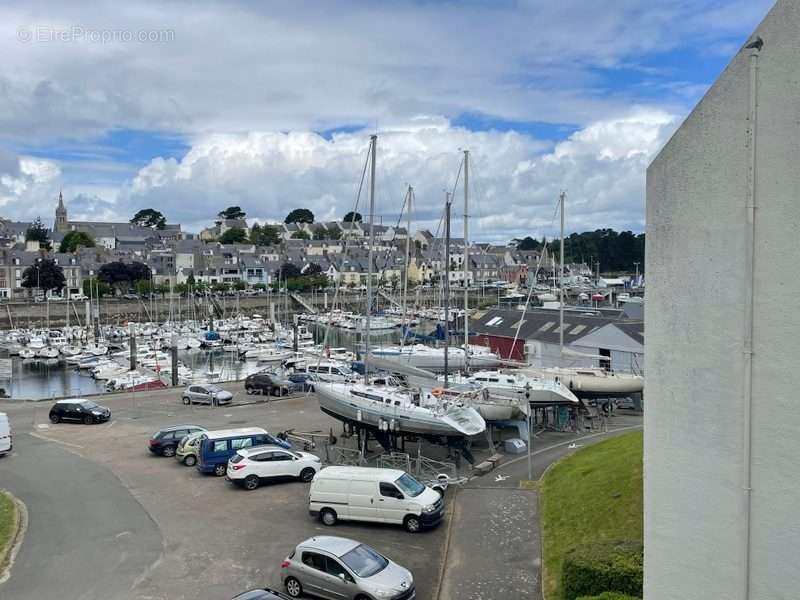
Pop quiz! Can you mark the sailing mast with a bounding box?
[463,150,470,373]
[443,192,451,387]
[364,134,377,385]
[400,185,412,348]
[559,191,566,355]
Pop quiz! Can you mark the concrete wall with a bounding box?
[645,2,800,598]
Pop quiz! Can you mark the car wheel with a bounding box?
[182,396,191,405]
[321,508,337,526]
[213,463,226,477]
[183,454,197,467]
[245,385,254,395]
[83,415,94,425]
[162,445,176,457]
[299,468,316,483]
[404,515,421,533]
[243,475,260,490]
[284,577,303,598]
[49,414,60,424]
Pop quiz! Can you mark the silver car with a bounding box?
[181,384,233,406]
[281,536,414,600]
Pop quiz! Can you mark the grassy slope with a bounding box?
[0,490,18,562]
[540,431,643,600]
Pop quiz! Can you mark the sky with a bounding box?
[0,0,776,242]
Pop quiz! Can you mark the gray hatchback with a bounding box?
[182,384,233,406]
[281,536,414,600]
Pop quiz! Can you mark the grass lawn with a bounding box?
[540,431,643,600]
[0,490,19,565]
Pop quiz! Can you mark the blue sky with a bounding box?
[0,0,777,240]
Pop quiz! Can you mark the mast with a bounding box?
[559,191,565,355]
[401,186,412,348]
[463,149,470,373]
[443,193,451,387]
[364,134,377,385]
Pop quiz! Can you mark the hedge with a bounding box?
[562,540,643,600]
[576,593,641,600]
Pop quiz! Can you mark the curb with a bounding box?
[434,486,459,600]
[0,489,27,584]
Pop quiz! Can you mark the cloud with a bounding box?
[112,109,678,242]
[0,154,61,222]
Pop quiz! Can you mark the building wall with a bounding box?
[645,3,800,598]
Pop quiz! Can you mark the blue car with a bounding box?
[197,427,291,476]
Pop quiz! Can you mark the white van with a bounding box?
[0,412,11,456]
[308,466,444,533]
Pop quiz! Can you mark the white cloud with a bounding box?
[0,155,62,222]
[111,109,678,242]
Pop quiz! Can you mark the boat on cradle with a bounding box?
[315,381,486,438]
[522,366,643,399]
[371,343,501,371]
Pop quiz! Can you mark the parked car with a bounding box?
[0,412,11,456]
[175,430,205,466]
[281,536,414,600]
[148,425,207,457]
[49,399,111,424]
[308,466,444,533]
[197,427,291,476]
[227,445,321,490]
[245,372,298,396]
[232,588,290,600]
[70,293,88,301]
[288,372,317,392]
[182,384,233,406]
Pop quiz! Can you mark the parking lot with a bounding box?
[1,384,642,600]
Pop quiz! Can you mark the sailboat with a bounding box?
[521,192,644,399]
[314,135,487,441]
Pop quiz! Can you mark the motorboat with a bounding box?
[84,343,108,356]
[19,348,36,360]
[36,346,60,359]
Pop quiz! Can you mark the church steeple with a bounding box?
[55,190,68,232]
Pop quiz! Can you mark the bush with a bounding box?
[562,541,643,600]
[576,593,641,600]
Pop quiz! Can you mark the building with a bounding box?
[645,3,800,598]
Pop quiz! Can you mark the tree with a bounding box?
[303,262,323,276]
[285,208,314,224]
[82,278,112,298]
[251,223,281,246]
[186,272,196,286]
[276,263,302,280]
[25,217,51,250]
[327,226,342,241]
[291,229,310,240]
[59,231,95,253]
[343,211,362,223]
[218,206,246,220]
[98,261,152,292]
[233,280,247,291]
[219,227,249,244]
[21,259,65,293]
[130,208,166,229]
[516,236,541,251]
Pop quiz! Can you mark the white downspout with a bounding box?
[742,37,762,600]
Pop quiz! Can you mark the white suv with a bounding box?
[227,445,321,490]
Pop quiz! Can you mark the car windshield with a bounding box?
[395,473,425,497]
[79,401,99,410]
[206,385,221,393]
[340,544,388,578]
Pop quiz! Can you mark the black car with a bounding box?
[148,424,207,457]
[49,399,111,425]
[232,588,290,600]
[245,372,298,396]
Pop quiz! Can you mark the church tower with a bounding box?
[55,191,67,232]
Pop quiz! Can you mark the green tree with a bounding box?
[285,208,314,224]
[186,272,196,286]
[276,263,302,279]
[219,227,248,244]
[130,208,166,229]
[343,211,362,223]
[516,236,541,251]
[25,217,51,250]
[218,206,246,220]
[303,262,323,276]
[98,261,152,292]
[233,280,247,291]
[291,229,310,240]
[327,226,342,240]
[250,223,281,246]
[82,278,112,298]
[59,230,95,253]
[21,259,65,293]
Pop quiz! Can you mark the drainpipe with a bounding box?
[742,36,762,600]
